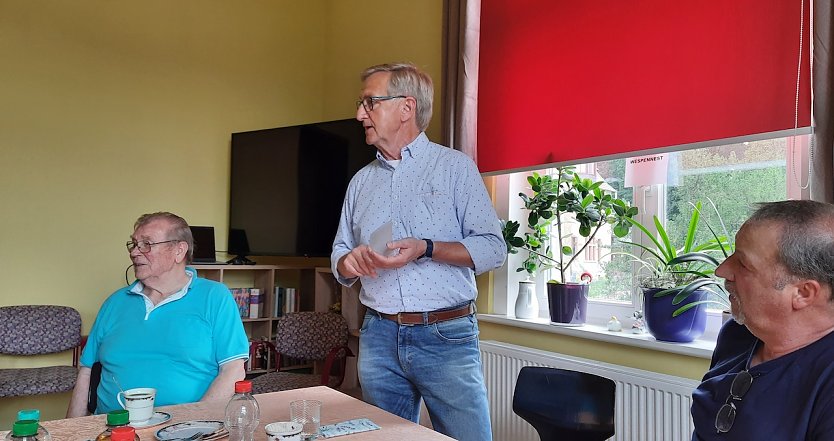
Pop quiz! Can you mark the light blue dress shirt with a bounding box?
[331,133,506,314]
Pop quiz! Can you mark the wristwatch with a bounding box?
[420,238,434,259]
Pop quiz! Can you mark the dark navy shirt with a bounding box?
[691,320,834,440]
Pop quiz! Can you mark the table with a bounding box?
[13,387,454,441]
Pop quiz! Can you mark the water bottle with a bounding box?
[109,427,138,441]
[96,410,139,441]
[5,421,41,441]
[5,409,50,441]
[224,380,260,441]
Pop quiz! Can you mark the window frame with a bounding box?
[491,134,810,342]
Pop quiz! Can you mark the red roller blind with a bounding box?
[477,0,812,174]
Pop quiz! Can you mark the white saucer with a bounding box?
[130,412,172,429]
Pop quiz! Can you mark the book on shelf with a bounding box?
[274,286,300,316]
[273,287,284,317]
[284,287,299,314]
[246,338,273,371]
[232,288,250,318]
[249,288,261,319]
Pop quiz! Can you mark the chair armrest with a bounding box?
[321,345,354,388]
[261,341,282,372]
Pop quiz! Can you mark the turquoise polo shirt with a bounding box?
[81,268,249,413]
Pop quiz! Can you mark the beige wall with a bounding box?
[0,0,442,426]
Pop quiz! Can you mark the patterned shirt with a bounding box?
[331,132,506,314]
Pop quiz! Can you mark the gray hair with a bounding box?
[361,62,434,131]
[747,200,834,291]
[134,212,194,264]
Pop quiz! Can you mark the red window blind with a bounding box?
[477,0,812,174]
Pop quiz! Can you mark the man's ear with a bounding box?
[175,242,189,264]
[400,96,416,122]
[792,279,823,309]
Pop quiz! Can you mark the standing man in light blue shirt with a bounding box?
[331,63,506,441]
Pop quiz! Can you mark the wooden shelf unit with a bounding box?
[191,263,362,388]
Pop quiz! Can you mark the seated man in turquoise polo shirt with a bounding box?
[66,212,249,416]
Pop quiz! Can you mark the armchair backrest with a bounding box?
[0,305,82,355]
[273,312,348,360]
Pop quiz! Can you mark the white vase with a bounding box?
[515,279,539,319]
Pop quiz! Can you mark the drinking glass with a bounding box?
[290,400,322,439]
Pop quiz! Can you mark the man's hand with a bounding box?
[338,239,428,278]
[369,238,426,270]
[338,244,384,278]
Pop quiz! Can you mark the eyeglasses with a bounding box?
[126,239,179,253]
[355,95,407,112]
[714,370,754,433]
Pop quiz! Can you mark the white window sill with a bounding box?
[478,313,716,359]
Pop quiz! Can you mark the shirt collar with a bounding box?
[129,267,195,312]
[374,132,429,164]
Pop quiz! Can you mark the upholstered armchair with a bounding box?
[251,312,353,394]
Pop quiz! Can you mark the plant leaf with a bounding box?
[683,201,702,253]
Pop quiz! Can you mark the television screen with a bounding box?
[229,119,376,257]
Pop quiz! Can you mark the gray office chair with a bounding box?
[0,305,82,397]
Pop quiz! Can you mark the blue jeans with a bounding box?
[358,310,492,441]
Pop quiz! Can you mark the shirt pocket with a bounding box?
[403,189,456,236]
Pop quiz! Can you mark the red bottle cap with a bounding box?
[234,380,253,393]
[111,426,136,441]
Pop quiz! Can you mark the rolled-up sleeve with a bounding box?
[331,177,360,286]
[455,156,506,275]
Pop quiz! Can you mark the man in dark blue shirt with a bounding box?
[691,200,834,440]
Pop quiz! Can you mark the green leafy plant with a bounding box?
[503,167,638,282]
[621,201,733,316]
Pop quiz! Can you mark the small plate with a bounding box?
[130,412,172,429]
[155,420,225,440]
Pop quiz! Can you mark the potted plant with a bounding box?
[503,167,638,324]
[621,201,732,342]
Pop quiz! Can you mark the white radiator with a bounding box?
[480,340,699,441]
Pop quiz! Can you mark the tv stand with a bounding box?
[226,255,257,265]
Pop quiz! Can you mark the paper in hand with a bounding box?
[368,221,397,256]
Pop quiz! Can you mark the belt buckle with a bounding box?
[396,313,415,326]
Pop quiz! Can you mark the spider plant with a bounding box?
[620,201,733,317]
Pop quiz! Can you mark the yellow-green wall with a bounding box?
[0,0,441,426]
[479,322,711,380]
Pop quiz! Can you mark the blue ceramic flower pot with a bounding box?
[547,283,589,325]
[642,287,708,342]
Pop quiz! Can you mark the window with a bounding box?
[494,134,809,336]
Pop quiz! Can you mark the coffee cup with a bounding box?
[264,422,303,441]
[116,387,156,423]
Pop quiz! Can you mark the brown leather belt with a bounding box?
[377,303,476,326]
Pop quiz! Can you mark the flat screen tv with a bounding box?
[229,119,376,258]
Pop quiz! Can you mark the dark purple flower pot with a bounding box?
[643,287,708,342]
[547,283,589,325]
